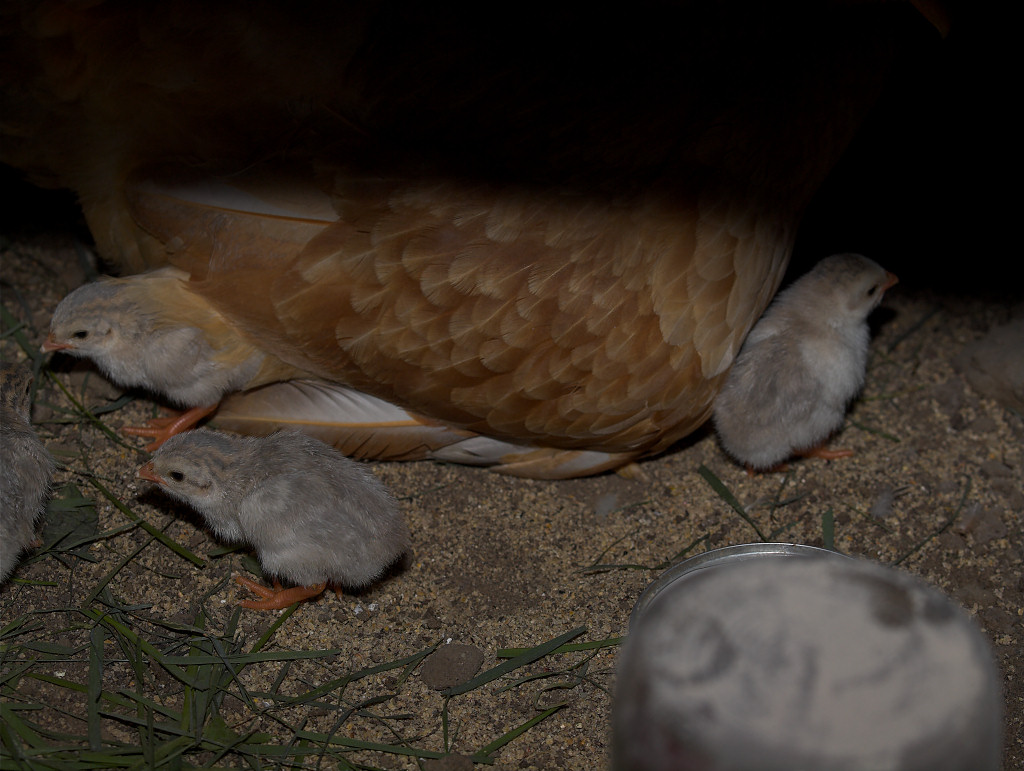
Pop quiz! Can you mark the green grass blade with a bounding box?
[86,478,205,567]
[697,464,767,541]
[496,635,623,658]
[443,627,585,697]
[82,537,156,608]
[893,475,971,566]
[80,608,201,690]
[276,642,439,708]
[472,703,566,761]
[159,650,342,667]
[44,368,135,450]
[821,508,835,551]
[87,626,105,751]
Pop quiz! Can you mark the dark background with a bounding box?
[0,1,1008,299]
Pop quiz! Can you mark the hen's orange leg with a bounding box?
[234,575,327,610]
[123,404,217,450]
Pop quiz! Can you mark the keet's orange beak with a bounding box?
[138,461,164,484]
[41,334,70,353]
[882,272,899,292]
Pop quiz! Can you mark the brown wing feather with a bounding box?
[123,170,784,455]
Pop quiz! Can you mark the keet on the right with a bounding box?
[713,253,898,471]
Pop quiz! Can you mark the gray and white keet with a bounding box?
[139,428,410,609]
[1,361,54,583]
[713,254,897,470]
[43,269,282,448]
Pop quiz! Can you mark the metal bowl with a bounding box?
[615,543,1003,771]
[629,542,847,631]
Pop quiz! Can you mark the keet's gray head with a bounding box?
[44,281,153,355]
[140,430,242,507]
[811,253,897,324]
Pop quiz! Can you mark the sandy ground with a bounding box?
[1,213,1022,769]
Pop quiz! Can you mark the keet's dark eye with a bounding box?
[170,471,185,482]
[72,330,89,340]
[866,285,878,297]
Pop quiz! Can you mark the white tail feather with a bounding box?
[211,380,639,478]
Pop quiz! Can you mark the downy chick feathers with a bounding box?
[144,428,410,589]
[712,253,897,470]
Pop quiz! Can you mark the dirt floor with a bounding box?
[2,218,1022,769]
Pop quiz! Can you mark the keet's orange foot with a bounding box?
[234,575,328,610]
[123,404,217,450]
[745,445,854,476]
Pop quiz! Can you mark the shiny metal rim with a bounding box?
[629,542,849,630]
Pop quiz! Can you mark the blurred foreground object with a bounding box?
[954,318,1024,414]
[614,545,1002,771]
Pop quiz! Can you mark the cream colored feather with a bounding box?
[211,380,638,478]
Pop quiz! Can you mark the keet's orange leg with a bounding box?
[745,444,853,476]
[123,404,218,450]
[234,575,328,610]
[798,445,855,461]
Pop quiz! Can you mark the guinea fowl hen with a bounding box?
[2,2,943,477]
